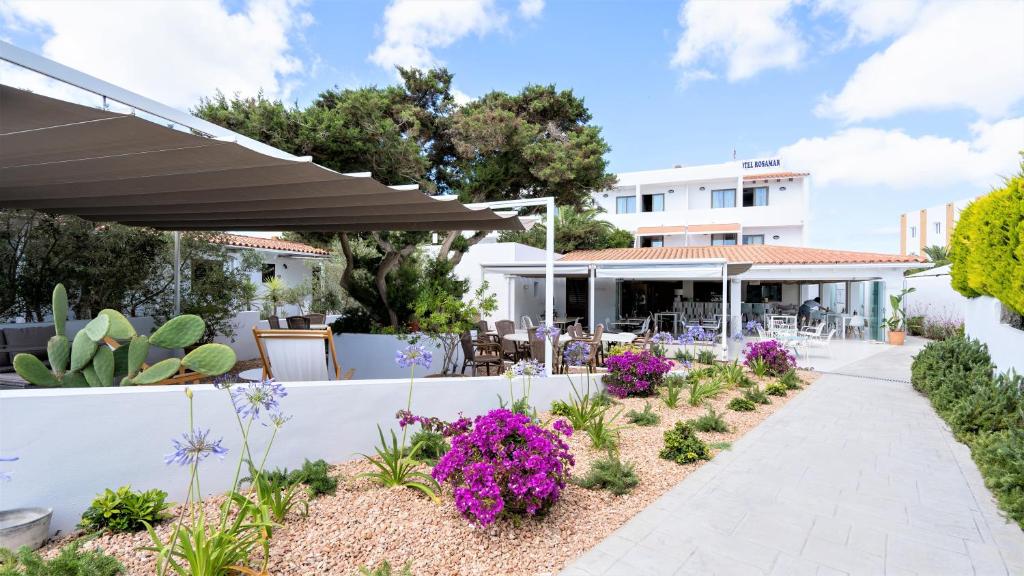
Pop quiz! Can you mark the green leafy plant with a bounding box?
[555,381,607,431]
[587,407,624,451]
[357,561,414,576]
[361,427,439,502]
[625,402,660,426]
[662,374,685,409]
[881,287,917,333]
[0,542,124,576]
[947,371,1023,438]
[673,349,694,363]
[696,349,717,365]
[748,356,769,378]
[717,361,745,388]
[659,422,711,465]
[405,429,449,465]
[688,377,724,407]
[779,368,803,390]
[972,428,1024,526]
[413,281,497,374]
[572,452,640,495]
[765,382,788,397]
[744,385,771,405]
[13,284,236,387]
[247,473,308,524]
[690,406,729,433]
[257,458,338,498]
[728,397,756,412]
[79,485,172,533]
[709,441,732,450]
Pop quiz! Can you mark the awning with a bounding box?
[0,85,523,233]
[686,223,740,234]
[636,225,686,236]
[595,264,724,280]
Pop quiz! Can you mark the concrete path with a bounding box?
[560,340,1024,576]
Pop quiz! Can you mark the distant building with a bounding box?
[899,198,976,256]
[592,158,810,248]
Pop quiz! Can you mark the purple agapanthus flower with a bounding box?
[677,332,695,346]
[512,359,544,377]
[535,323,561,342]
[395,344,433,369]
[562,340,591,367]
[165,428,227,466]
[230,379,287,420]
[264,409,292,429]
[745,320,762,333]
[651,331,675,345]
[211,374,234,390]
[0,456,18,482]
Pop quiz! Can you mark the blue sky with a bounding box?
[2,0,1022,252]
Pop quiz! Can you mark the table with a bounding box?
[503,332,572,344]
[502,331,637,345]
[654,312,679,333]
[238,368,264,382]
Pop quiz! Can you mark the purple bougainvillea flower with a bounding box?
[603,350,672,398]
[395,344,433,369]
[742,339,797,375]
[164,428,227,466]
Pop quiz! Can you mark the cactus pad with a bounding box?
[182,343,236,376]
[13,354,60,387]
[129,358,181,385]
[82,315,110,342]
[99,309,136,340]
[47,335,70,376]
[92,346,115,387]
[70,330,98,372]
[127,336,150,377]
[150,315,205,349]
[52,284,68,337]
[61,372,88,387]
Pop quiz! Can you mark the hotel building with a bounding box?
[899,197,976,256]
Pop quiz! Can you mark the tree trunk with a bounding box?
[437,230,489,267]
[371,233,418,329]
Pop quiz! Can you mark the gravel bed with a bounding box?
[45,369,819,575]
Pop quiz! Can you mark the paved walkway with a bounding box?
[561,340,1024,575]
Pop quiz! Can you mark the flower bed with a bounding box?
[742,339,797,376]
[602,350,671,397]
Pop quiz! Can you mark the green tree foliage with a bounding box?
[949,161,1024,315]
[413,260,497,373]
[498,205,633,253]
[194,68,614,329]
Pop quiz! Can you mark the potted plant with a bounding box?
[0,457,52,552]
[882,287,916,345]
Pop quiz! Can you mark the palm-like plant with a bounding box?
[922,245,950,265]
[262,277,287,317]
[500,205,633,253]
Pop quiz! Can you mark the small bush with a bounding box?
[779,369,802,390]
[408,430,449,465]
[572,453,640,495]
[262,459,338,497]
[674,349,694,363]
[688,377,724,407]
[662,375,685,409]
[748,357,769,378]
[717,361,745,388]
[0,542,125,576]
[626,402,660,426]
[79,486,171,533]
[554,386,606,430]
[947,371,1023,438]
[728,397,756,412]
[765,382,788,397]
[743,340,796,376]
[357,560,414,576]
[603,350,672,397]
[550,399,571,417]
[659,422,711,465]
[690,406,729,433]
[972,428,1024,526]
[696,349,717,365]
[744,385,770,405]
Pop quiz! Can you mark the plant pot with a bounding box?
[0,507,52,552]
[887,331,906,346]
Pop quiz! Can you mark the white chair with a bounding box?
[806,329,836,358]
[521,315,535,329]
[253,327,353,381]
[800,322,826,338]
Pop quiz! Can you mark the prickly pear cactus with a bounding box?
[12,283,236,387]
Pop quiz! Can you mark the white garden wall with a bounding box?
[905,265,968,323]
[0,372,603,534]
[964,296,1024,374]
[332,333,452,379]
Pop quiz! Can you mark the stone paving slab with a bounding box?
[560,341,1024,576]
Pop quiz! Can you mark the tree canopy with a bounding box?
[499,205,633,254]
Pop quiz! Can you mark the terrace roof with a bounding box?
[0,85,522,233]
[560,245,925,265]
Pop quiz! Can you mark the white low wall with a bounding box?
[964,296,1024,374]
[213,311,261,361]
[0,372,603,534]
[333,333,454,380]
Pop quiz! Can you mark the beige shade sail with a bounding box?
[0,85,523,232]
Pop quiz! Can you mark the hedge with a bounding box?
[911,336,1023,527]
[949,162,1024,315]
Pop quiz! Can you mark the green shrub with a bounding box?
[947,371,1023,438]
[407,430,449,465]
[911,336,992,394]
[587,408,623,451]
[748,357,769,377]
[674,349,694,363]
[765,382,788,397]
[743,385,770,405]
[625,402,660,426]
[688,377,724,407]
[728,397,756,412]
[572,453,640,495]
[696,349,717,365]
[972,429,1024,526]
[79,486,171,533]
[550,399,571,417]
[662,375,685,409]
[779,369,802,390]
[0,542,124,576]
[690,406,729,433]
[717,361,745,388]
[262,459,339,497]
[949,164,1024,315]
[659,422,711,464]
[357,560,413,576]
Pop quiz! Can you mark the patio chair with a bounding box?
[583,324,605,369]
[800,322,826,338]
[528,328,558,373]
[632,329,652,350]
[806,328,836,358]
[253,327,353,381]
[286,316,310,330]
[495,319,520,361]
[633,315,652,336]
[570,322,585,339]
[307,313,326,326]
[268,315,281,329]
[520,316,535,329]
[459,332,502,376]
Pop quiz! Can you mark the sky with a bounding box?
[1,0,1022,253]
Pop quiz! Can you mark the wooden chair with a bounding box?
[460,332,502,376]
[495,319,520,361]
[268,315,281,329]
[307,313,326,325]
[286,316,310,330]
[584,324,605,368]
[253,327,353,381]
[528,328,558,374]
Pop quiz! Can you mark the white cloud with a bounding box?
[518,0,544,19]
[670,0,805,83]
[0,0,310,110]
[450,87,475,106]
[369,0,507,70]
[779,117,1024,189]
[817,1,1024,122]
[814,0,923,45]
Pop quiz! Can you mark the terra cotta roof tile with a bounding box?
[560,245,924,265]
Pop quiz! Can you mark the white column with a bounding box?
[544,198,555,376]
[588,266,596,333]
[730,278,742,340]
[720,263,728,359]
[173,231,181,316]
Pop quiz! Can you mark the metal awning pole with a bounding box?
[173,231,181,316]
[720,263,728,359]
[544,197,555,377]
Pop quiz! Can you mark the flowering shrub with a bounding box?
[603,350,671,398]
[432,409,574,526]
[742,339,796,376]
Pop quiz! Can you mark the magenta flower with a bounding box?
[603,350,672,398]
[742,339,796,375]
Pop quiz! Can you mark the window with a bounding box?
[192,259,218,282]
[742,234,765,245]
[616,196,636,214]
[261,263,277,283]
[642,193,664,212]
[711,233,737,246]
[934,222,941,234]
[640,235,664,248]
[910,226,917,238]
[742,187,769,207]
[711,189,736,208]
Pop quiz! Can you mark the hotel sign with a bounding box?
[742,158,781,170]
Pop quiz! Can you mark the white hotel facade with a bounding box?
[593,158,809,248]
